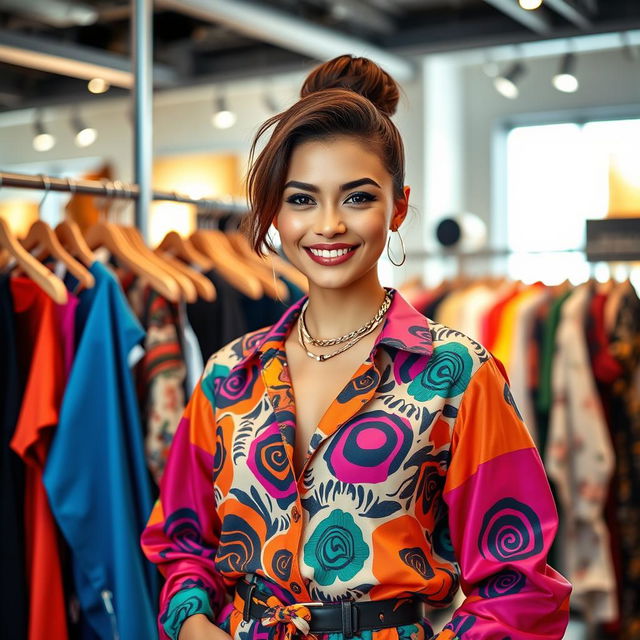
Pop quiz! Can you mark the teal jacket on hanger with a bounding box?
[44,261,158,640]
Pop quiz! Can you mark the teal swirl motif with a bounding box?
[304,509,369,585]
[161,586,213,640]
[408,342,472,401]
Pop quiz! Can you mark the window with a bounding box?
[505,118,640,286]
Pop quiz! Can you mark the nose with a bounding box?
[313,204,346,237]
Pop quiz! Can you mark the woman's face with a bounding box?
[275,136,409,291]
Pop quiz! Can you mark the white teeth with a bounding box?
[309,247,353,258]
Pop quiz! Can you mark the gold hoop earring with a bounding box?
[386,228,406,267]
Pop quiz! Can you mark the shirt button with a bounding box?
[292,506,301,522]
[291,582,302,594]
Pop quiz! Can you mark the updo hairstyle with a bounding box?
[244,54,406,253]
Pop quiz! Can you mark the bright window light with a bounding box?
[504,120,637,285]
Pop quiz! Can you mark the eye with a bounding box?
[345,191,377,205]
[285,193,315,206]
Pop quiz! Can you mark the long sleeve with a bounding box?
[141,370,227,640]
[434,357,571,640]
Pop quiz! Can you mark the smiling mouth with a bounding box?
[308,247,355,258]
[303,244,359,265]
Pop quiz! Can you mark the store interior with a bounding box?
[1,1,640,639]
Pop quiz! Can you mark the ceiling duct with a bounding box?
[157,0,415,81]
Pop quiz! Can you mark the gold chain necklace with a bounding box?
[297,292,392,362]
[300,292,392,347]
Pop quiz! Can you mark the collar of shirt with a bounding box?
[233,287,434,369]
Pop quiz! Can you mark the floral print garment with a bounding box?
[141,289,571,640]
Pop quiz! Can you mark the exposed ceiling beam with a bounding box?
[156,0,415,81]
[0,0,99,28]
[544,0,592,29]
[481,0,553,35]
[0,30,178,88]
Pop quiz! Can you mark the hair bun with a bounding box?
[300,55,399,117]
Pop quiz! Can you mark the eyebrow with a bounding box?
[283,178,382,192]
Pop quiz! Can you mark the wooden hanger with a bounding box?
[154,250,216,302]
[22,220,95,290]
[55,220,95,267]
[85,221,180,302]
[119,225,198,303]
[19,176,93,289]
[223,231,289,300]
[226,230,308,295]
[106,181,197,303]
[0,218,68,304]
[156,231,213,271]
[54,178,96,267]
[191,229,263,300]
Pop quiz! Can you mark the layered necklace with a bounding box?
[297,290,392,362]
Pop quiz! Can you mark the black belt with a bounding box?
[236,576,423,638]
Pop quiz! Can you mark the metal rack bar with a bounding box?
[0,170,247,213]
[405,247,586,259]
[132,0,153,239]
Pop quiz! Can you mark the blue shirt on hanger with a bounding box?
[44,261,158,640]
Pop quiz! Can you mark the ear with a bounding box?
[390,185,411,231]
[272,215,279,231]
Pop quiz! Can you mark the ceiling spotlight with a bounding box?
[71,110,98,147]
[494,62,526,99]
[519,0,544,9]
[88,78,110,94]
[552,53,579,93]
[211,93,237,129]
[32,115,55,152]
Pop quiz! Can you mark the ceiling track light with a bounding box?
[87,77,110,94]
[32,112,55,152]
[71,109,97,147]
[211,92,237,129]
[494,62,526,99]
[552,52,579,93]
[519,0,544,9]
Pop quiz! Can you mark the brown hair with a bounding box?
[244,54,406,253]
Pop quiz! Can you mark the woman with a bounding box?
[141,55,571,640]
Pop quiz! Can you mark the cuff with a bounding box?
[161,587,215,640]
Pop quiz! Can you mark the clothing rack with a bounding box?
[0,170,247,214]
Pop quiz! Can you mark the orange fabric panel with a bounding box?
[444,358,536,493]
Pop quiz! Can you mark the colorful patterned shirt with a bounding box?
[141,288,571,640]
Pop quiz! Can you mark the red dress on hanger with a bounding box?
[10,279,69,640]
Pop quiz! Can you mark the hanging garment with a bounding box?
[9,278,70,640]
[606,284,640,639]
[498,283,550,444]
[480,283,520,351]
[119,270,188,483]
[178,301,204,393]
[535,289,573,456]
[43,261,157,640]
[0,274,28,640]
[55,292,79,376]
[187,269,248,361]
[455,283,500,344]
[141,288,571,640]
[140,283,187,485]
[545,283,617,623]
[588,291,624,636]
